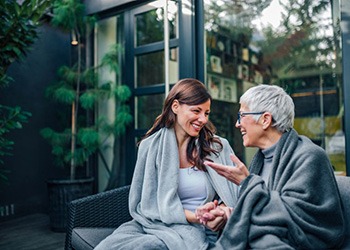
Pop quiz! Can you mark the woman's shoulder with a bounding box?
[298,135,326,155]
[139,127,168,147]
[212,135,232,151]
[214,135,229,145]
[287,129,326,157]
[292,134,331,168]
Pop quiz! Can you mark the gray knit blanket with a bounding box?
[95,127,239,250]
[211,129,345,249]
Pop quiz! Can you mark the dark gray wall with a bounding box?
[0,22,71,220]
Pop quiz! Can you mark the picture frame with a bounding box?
[222,78,237,102]
[207,74,237,103]
[208,74,221,99]
[210,55,223,73]
[238,64,249,80]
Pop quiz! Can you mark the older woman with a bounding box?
[198,84,345,249]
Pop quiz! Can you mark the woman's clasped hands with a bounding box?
[195,200,233,232]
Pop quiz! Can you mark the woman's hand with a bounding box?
[195,200,219,224]
[204,205,233,231]
[195,201,233,232]
[204,154,249,185]
[184,201,220,224]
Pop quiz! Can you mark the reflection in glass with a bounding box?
[95,15,123,190]
[135,2,178,47]
[136,94,165,129]
[136,51,164,87]
[136,48,178,87]
[204,0,344,173]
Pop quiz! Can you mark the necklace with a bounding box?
[188,165,198,175]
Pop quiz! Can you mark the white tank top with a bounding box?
[178,166,218,242]
[177,166,207,212]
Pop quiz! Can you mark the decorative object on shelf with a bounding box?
[251,54,259,65]
[208,74,221,99]
[207,74,237,103]
[232,42,237,57]
[254,70,263,84]
[242,48,249,61]
[222,79,237,102]
[217,40,225,51]
[210,55,223,73]
[238,64,249,80]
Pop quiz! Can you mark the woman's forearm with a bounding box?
[184,209,200,224]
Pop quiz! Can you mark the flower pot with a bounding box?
[47,178,94,232]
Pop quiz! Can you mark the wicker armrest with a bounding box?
[65,185,132,249]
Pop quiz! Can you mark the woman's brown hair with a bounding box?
[142,78,222,171]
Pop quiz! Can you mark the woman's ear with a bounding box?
[171,99,179,114]
[262,112,273,129]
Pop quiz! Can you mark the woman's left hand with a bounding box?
[195,200,219,224]
[196,202,233,232]
[204,154,249,185]
[203,206,232,232]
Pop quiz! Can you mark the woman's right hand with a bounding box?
[204,154,249,185]
[195,201,233,232]
[195,200,219,224]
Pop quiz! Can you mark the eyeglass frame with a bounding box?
[237,111,265,124]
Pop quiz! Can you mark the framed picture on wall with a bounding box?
[222,78,237,103]
[207,74,237,103]
[242,48,249,62]
[254,70,263,84]
[208,74,221,99]
[238,64,249,80]
[210,55,223,73]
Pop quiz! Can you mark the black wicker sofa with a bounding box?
[65,176,350,250]
[65,185,132,250]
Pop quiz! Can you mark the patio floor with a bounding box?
[0,213,65,250]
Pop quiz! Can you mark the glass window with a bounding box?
[136,51,164,87]
[95,15,124,190]
[136,94,165,129]
[204,0,344,174]
[134,1,179,132]
[136,48,178,87]
[135,2,177,47]
[136,9,163,46]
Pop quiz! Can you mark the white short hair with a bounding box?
[240,84,295,133]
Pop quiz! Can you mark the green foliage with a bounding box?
[0,105,31,180]
[204,0,271,36]
[0,0,51,87]
[41,0,132,180]
[51,0,96,42]
[115,105,133,136]
[41,61,133,170]
[255,0,337,87]
[40,126,100,167]
[0,0,50,182]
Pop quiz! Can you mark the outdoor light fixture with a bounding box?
[71,30,78,46]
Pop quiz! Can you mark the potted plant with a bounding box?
[40,0,132,231]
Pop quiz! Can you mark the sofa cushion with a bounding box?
[72,227,115,250]
[336,176,350,249]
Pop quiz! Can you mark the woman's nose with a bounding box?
[235,120,240,128]
[198,113,208,123]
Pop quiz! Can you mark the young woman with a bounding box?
[95,78,239,250]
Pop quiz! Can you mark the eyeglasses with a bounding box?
[237,111,265,124]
